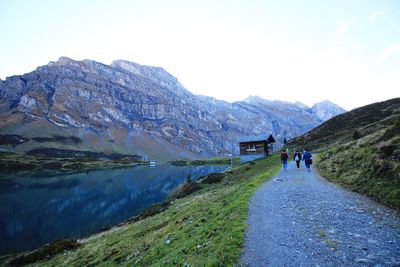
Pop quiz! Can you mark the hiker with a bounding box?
[302,148,312,172]
[293,150,302,168]
[280,149,289,170]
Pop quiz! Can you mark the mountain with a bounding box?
[311,100,347,121]
[294,101,309,110]
[0,57,345,160]
[288,97,400,208]
[242,96,322,138]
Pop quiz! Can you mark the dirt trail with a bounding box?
[239,161,400,266]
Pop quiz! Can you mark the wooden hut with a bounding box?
[239,134,276,163]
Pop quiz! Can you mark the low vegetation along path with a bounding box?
[239,160,400,266]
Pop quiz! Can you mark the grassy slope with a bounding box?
[289,98,400,209]
[1,154,281,266]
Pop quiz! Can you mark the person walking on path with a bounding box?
[293,150,302,168]
[302,148,312,172]
[280,149,289,170]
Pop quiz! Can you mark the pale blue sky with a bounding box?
[1,0,399,110]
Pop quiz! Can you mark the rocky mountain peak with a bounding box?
[111,60,184,90]
[243,95,270,106]
[111,60,164,76]
[311,99,346,121]
[314,99,336,107]
[48,56,79,67]
[294,101,309,109]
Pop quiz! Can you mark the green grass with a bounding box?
[316,229,327,238]
[315,136,400,209]
[0,154,281,266]
[324,239,338,250]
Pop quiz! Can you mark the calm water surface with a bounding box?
[0,164,227,255]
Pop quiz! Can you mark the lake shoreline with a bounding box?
[0,153,238,179]
[0,151,148,179]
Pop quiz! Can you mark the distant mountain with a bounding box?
[0,57,346,160]
[294,101,309,110]
[311,100,347,121]
[288,97,400,208]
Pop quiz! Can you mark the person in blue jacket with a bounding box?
[302,148,312,172]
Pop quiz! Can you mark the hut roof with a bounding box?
[238,134,276,143]
[239,135,267,143]
[267,134,276,143]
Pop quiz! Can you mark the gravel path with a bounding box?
[239,161,400,266]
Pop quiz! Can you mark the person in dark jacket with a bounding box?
[280,149,289,170]
[302,149,312,172]
[293,150,302,168]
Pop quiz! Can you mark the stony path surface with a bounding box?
[239,161,400,267]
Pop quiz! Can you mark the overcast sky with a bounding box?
[0,0,399,110]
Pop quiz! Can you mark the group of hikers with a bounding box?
[280,148,312,172]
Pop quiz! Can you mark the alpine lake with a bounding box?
[0,163,228,255]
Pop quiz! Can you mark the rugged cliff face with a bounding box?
[0,57,345,160]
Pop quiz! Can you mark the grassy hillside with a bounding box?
[0,155,281,266]
[289,98,400,209]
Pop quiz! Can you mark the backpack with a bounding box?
[281,152,288,160]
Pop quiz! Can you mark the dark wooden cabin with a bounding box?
[239,134,276,163]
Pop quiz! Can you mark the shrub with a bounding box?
[174,181,202,199]
[380,144,396,157]
[199,173,226,184]
[9,239,80,265]
[352,130,361,140]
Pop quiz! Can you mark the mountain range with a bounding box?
[0,57,346,160]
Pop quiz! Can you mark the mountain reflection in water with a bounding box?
[0,163,228,255]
